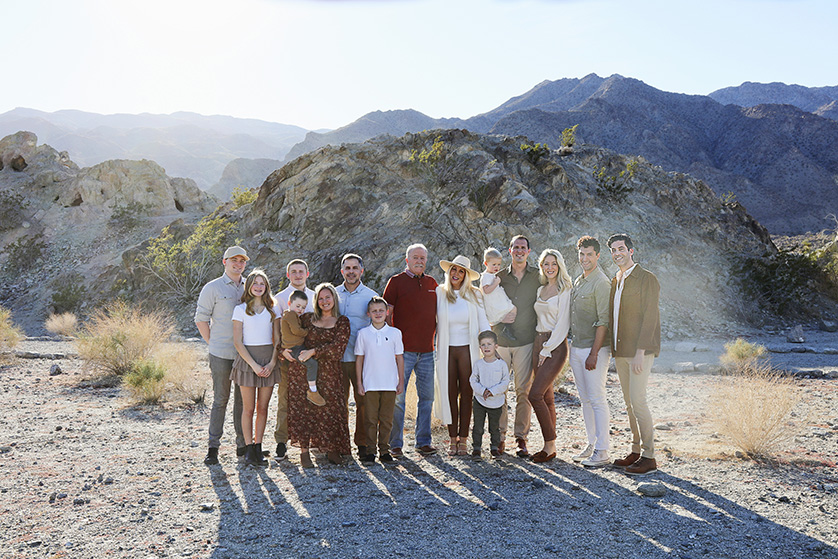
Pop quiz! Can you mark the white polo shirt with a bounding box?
[354,323,404,391]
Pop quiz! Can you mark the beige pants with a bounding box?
[364,391,396,455]
[614,354,655,459]
[497,343,534,441]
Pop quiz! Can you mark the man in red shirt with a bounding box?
[383,243,438,457]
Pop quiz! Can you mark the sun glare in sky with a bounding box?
[2,0,835,130]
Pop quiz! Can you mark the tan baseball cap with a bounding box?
[223,246,249,260]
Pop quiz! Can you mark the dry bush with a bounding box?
[45,312,78,337]
[0,306,23,350]
[123,359,167,403]
[720,337,767,369]
[710,361,801,457]
[156,343,204,404]
[77,301,173,377]
[403,375,446,435]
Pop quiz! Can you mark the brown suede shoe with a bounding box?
[613,452,641,468]
[625,457,657,476]
[391,447,403,458]
[497,440,505,454]
[307,389,326,407]
[300,451,314,468]
[417,445,437,456]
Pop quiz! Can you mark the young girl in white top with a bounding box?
[528,249,572,463]
[231,269,280,467]
[480,247,518,342]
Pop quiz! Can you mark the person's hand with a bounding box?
[282,349,295,362]
[299,349,316,362]
[482,388,492,400]
[585,352,598,371]
[631,353,644,375]
[396,383,403,395]
[251,363,264,376]
[501,307,517,324]
[492,275,500,287]
[257,364,271,377]
[358,386,366,396]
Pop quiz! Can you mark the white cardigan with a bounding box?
[433,286,490,424]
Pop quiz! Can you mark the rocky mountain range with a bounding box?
[0,108,309,191]
[283,74,838,235]
[709,81,838,115]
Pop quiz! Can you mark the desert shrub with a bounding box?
[737,250,825,316]
[50,274,87,314]
[45,312,78,337]
[720,190,737,205]
[561,125,579,148]
[719,338,766,370]
[231,186,257,208]
[408,136,467,188]
[0,306,23,350]
[137,213,235,305]
[77,301,174,377]
[520,142,550,164]
[711,361,801,457]
[3,234,47,272]
[594,159,637,202]
[0,191,28,232]
[123,359,167,403]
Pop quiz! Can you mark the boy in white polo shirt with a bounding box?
[355,296,405,464]
[470,330,510,458]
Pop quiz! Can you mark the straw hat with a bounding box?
[439,255,481,283]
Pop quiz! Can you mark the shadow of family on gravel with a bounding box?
[205,453,833,559]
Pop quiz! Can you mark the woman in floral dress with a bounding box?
[285,282,351,467]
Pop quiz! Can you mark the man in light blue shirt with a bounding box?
[336,253,378,457]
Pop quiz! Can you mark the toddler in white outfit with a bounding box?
[481,247,518,342]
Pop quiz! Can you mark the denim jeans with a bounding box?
[390,351,435,449]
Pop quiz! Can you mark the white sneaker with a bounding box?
[572,444,594,463]
[581,449,610,467]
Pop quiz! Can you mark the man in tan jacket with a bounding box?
[607,234,660,475]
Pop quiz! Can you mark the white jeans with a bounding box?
[569,345,610,451]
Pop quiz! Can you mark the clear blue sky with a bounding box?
[2,0,834,130]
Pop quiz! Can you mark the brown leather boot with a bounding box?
[613,452,641,468]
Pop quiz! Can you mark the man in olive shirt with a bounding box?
[568,236,612,467]
[492,235,540,457]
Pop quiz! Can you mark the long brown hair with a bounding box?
[241,269,277,320]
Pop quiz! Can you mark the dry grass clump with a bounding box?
[76,301,198,404]
[45,312,78,337]
[710,361,801,458]
[720,337,767,370]
[0,306,24,350]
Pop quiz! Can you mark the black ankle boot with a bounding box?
[254,442,268,466]
[244,444,258,466]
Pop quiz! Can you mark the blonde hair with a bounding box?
[441,266,481,304]
[313,282,341,321]
[538,249,572,292]
[241,269,277,320]
[483,247,503,262]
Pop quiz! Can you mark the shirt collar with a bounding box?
[338,281,364,294]
[617,264,638,285]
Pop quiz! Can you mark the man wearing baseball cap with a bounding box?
[195,245,249,465]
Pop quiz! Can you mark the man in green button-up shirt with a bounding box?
[568,236,612,467]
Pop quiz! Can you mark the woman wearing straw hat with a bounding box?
[433,255,490,456]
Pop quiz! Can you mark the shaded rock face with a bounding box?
[0,131,218,333]
[207,157,283,200]
[240,129,776,336]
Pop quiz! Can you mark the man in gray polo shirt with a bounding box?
[568,236,612,467]
[195,246,248,465]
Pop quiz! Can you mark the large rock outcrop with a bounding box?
[0,131,218,332]
[230,129,778,337]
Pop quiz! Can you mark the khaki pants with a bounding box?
[364,391,396,455]
[615,354,655,459]
[497,343,534,441]
[273,360,289,445]
[341,361,367,448]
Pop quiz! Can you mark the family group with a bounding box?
[194,233,660,476]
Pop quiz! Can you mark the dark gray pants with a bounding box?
[472,397,503,452]
[208,354,245,449]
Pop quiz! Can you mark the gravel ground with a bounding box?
[1,334,837,559]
